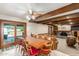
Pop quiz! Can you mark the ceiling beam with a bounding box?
[36,12,79,24]
[72,23,79,26]
[35,17,79,26]
[35,3,79,21]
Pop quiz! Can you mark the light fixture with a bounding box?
[68,20,72,22]
[26,16,31,21]
[66,16,70,19]
[69,22,73,25]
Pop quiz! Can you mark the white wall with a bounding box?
[0,15,48,36]
[27,22,48,36]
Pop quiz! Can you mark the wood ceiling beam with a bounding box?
[55,17,79,23]
[72,23,79,26]
[36,17,79,26]
[35,3,79,21]
[36,13,79,24]
[46,17,79,25]
[56,21,79,25]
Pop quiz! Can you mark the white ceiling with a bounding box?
[0,3,71,20]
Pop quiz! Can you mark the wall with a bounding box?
[0,15,48,36]
[71,26,79,30]
[27,22,48,36]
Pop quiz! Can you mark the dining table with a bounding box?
[25,36,51,49]
[16,36,56,56]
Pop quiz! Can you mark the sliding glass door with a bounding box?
[0,20,26,49]
[16,25,25,38]
[3,24,15,45]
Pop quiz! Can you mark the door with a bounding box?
[16,25,25,38]
[0,20,26,49]
[3,24,15,48]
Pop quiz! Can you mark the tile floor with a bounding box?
[57,38,79,56]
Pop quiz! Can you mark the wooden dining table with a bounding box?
[25,36,50,49]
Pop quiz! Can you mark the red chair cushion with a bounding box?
[27,47,40,56]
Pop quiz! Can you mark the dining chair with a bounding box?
[35,35,39,39]
[20,40,29,56]
[15,39,25,54]
[51,37,58,50]
[20,39,40,56]
[76,36,79,45]
[39,41,52,56]
[21,44,40,56]
[40,45,51,56]
[28,46,40,56]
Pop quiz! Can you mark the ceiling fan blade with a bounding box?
[28,9,33,15]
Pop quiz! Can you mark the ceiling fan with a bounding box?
[25,4,43,21]
[26,9,36,21]
[26,9,42,21]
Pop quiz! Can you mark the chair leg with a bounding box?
[14,45,17,53]
[20,46,23,55]
[22,50,24,56]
